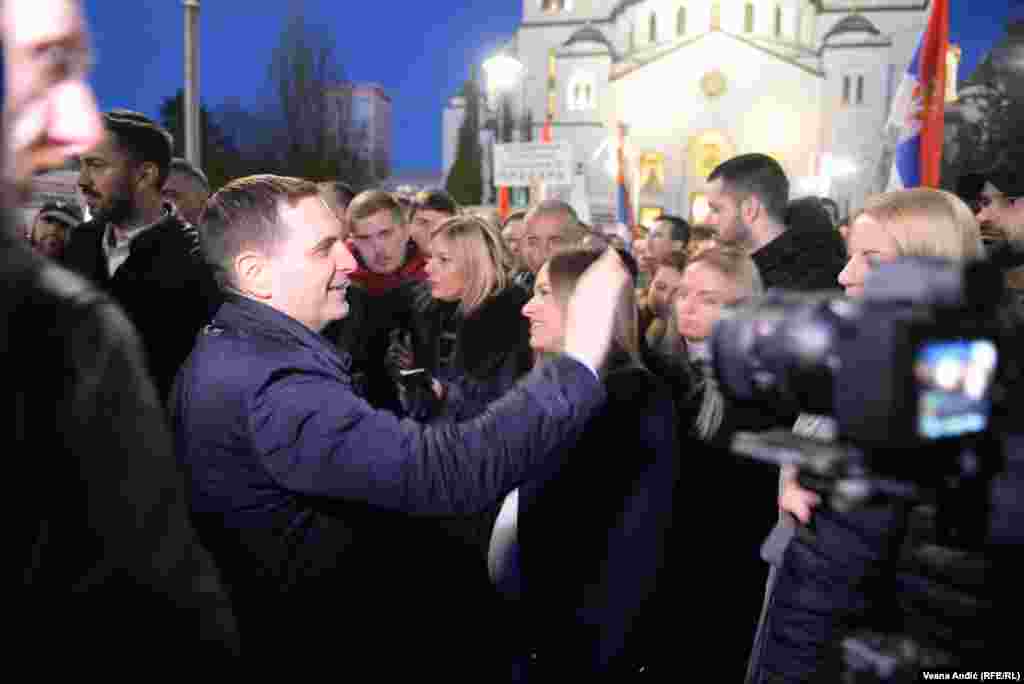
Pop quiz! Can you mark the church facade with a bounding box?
[444,0,938,225]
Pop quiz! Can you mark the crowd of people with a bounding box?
[8,0,1024,679]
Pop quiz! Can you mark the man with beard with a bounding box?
[971,166,1024,299]
[3,0,237,660]
[706,153,846,291]
[65,109,221,400]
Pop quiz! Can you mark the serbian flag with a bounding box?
[616,122,633,225]
[541,114,553,143]
[887,0,949,189]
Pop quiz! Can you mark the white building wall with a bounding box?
[463,0,932,219]
[613,31,824,216]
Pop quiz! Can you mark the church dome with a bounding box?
[822,14,882,43]
[563,24,619,59]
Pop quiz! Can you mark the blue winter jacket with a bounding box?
[171,294,605,666]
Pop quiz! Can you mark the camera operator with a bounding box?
[748,187,989,682]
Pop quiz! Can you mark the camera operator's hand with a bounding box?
[564,248,631,372]
[779,464,821,524]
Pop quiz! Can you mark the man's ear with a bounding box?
[234,250,273,300]
[741,194,761,225]
[137,161,161,192]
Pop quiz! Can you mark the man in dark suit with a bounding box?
[65,109,221,400]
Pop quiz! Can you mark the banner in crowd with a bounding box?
[494,141,574,188]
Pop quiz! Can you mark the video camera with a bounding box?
[710,256,1024,680]
[711,257,1019,520]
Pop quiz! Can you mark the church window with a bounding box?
[842,75,851,105]
[567,71,596,111]
[744,4,754,33]
[629,22,636,52]
[649,12,658,43]
[711,1,721,30]
[774,6,782,38]
[856,75,865,104]
[677,6,687,36]
[540,0,565,13]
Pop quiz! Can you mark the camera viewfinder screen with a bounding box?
[915,339,997,440]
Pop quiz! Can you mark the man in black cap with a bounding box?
[970,166,1024,297]
[975,166,1024,248]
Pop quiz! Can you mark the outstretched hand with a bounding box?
[564,248,631,372]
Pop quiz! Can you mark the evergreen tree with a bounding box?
[446,76,483,206]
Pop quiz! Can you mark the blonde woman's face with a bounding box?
[674,262,739,343]
[425,236,467,302]
[837,215,901,298]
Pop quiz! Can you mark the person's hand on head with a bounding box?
[563,248,631,372]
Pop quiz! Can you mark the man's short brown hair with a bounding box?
[200,175,321,288]
[346,189,405,227]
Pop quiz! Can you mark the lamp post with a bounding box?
[483,49,526,216]
[183,0,201,167]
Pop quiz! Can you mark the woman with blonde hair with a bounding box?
[388,213,532,420]
[489,247,679,678]
[838,187,984,296]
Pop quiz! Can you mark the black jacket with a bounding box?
[404,283,533,420]
[753,223,847,292]
[518,360,680,677]
[3,233,237,662]
[63,210,221,400]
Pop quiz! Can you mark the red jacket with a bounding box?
[348,241,428,296]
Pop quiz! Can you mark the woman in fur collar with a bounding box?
[388,213,532,422]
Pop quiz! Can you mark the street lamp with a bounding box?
[483,47,527,215]
[482,53,525,106]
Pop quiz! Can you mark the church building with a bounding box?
[444,1,945,224]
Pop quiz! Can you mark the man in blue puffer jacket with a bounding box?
[171,174,630,675]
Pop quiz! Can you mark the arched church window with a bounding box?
[567,71,596,111]
[711,1,721,31]
[629,22,635,52]
[649,12,658,43]
[774,5,782,38]
[541,0,565,13]
[677,6,687,36]
[744,3,754,33]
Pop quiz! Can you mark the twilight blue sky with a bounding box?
[81,1,1011,175]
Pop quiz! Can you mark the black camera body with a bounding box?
[710,257,1024,680]
[712,257,1013,488]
